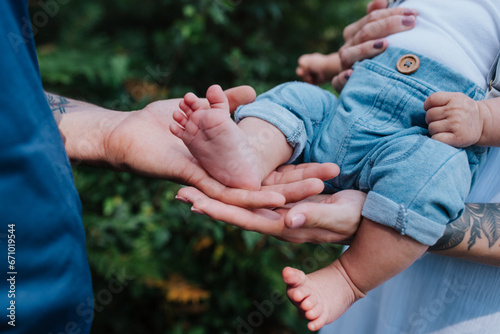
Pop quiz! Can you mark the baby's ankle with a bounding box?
[333,259,366,300]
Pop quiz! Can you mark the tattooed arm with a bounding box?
[43,90,344,213]
[429,203,500,266]
[45,92,119,164]
[259,190,500,266]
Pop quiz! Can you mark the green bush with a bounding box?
[32,1,367,333]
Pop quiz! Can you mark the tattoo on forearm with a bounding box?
[430,203,500,251]
[45,93,70,114]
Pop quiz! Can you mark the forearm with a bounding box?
[429,203,500,266]
[45,92,127,165]
[478,97,500,146]
[340,219,428,293]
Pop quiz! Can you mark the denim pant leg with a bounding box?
[360,134,472,246]
[329,47,486,246]
[234,82,339,163]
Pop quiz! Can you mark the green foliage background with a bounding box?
[32,1,367,333]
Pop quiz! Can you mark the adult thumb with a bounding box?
[285,202,341,230]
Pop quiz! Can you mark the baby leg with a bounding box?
[170,85,292,190]
[283,218,426,331]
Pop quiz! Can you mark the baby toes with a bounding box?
[282,266,307,287]
[307,313,329,332]
[183,92,207,113]
[304,300,322,320]
[287,285,311,305]
[173,110,188,128]
[300,293,318,313]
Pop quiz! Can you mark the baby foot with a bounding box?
[170,85,263,190]
[282,261,364,331]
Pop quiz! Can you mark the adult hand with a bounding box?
[176,182,366,244]
[104,86,339,208]
[332,2,417,91]
[297,4,416,89]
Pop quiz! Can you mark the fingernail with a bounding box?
[344,72,351,80]
[290,214,306,229]
[191,207,205,215]
[373,40,384,49]
[255,209,282,221]
[403,9,418,16]
[402,16,416,26]
[175,195,191,204]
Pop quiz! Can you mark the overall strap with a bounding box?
[486,51,500,99]
[387,0,407,8]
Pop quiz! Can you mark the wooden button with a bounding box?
[396,54,420,74]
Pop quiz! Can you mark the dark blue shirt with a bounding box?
[0,1,93,332]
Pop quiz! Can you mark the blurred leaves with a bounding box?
[33,0,364,333]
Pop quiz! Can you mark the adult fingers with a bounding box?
[285,201,356,233]
[177,187,351,244]
[260,163,339,204]
[192,172,286,209]
[345,13,416,48]
[177,186,284,232]
[190,85,257,112]
[285,190,366,235]
[282,202,356,243]
[338,39,388,73]
[263,178,325,205]
[262,163,339,203]
[224,85,257,113]
[343,7,418,45]
[331,69,353,93]
[193,162,339,209]
[367,0,389,13]
[264,163,340,186]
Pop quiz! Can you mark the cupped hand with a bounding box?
[103,86,340,209]
[177,184,366,245]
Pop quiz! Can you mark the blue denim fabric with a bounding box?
[235,47,487,245]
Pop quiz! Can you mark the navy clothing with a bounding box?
[0,1,93,333]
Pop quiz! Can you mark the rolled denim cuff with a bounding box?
[362,191,446,246]
[234,101,308,163]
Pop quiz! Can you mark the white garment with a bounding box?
[387,0,500,89]
[320,3,500,333]
[320,148,500,334]
[468,147,500,203]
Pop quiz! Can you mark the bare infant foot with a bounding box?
[282,261,364,331]
[170,84,263,190]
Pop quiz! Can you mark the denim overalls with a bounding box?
[235,47,487,246]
